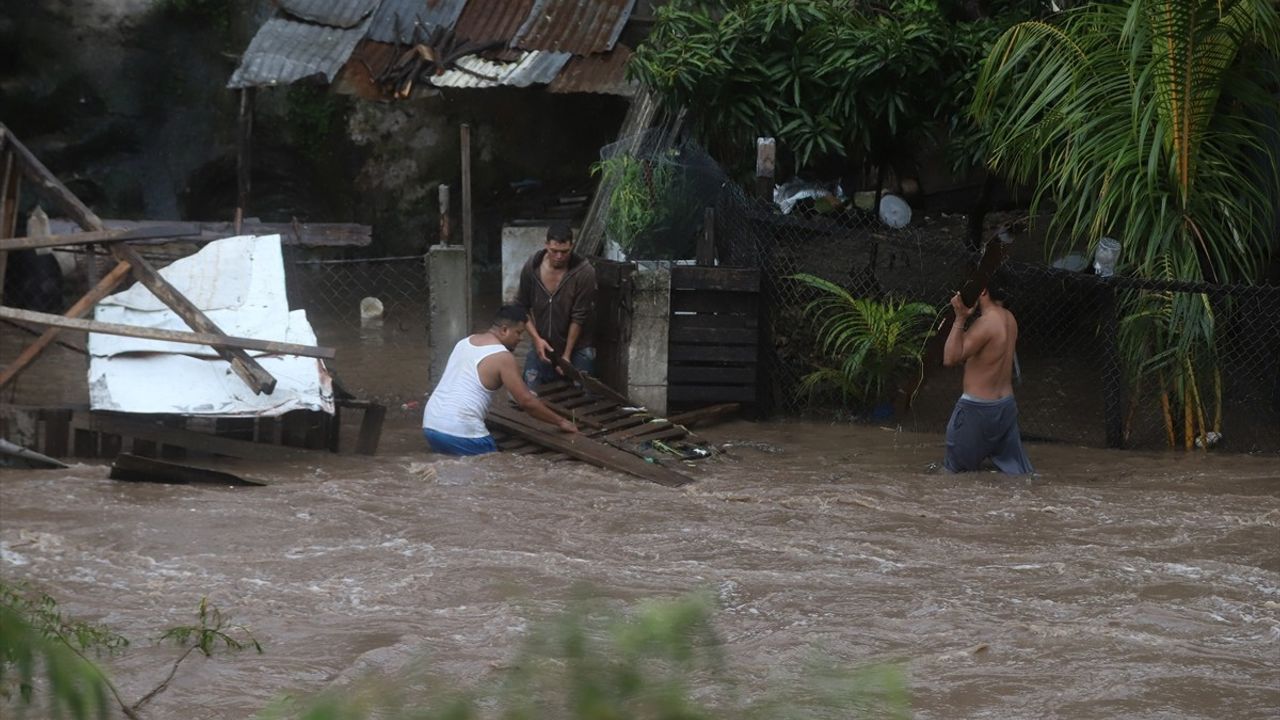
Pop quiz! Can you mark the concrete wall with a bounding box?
[625,263,671,416]
[427,244,468,388]
[500,225,549,303]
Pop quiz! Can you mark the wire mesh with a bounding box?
[709,165,1280,454]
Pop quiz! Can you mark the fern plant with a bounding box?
[789,273,936,409]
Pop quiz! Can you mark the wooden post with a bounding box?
[438,183,451,245]
[235,88,254,235]
[460,123,473,329]
[697,207,715,266]
[755,137,776,201]
[0,149,17,304]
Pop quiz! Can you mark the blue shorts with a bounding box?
[423,428,498,456]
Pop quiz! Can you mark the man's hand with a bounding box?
[950,292,974,321]
[534,337,554,363]
[557,418,579,434]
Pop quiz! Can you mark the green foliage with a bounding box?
[629,0,1039,171]
[160,596,262,657]
[590,154,678,255]
[0,581,120,719]
[789,273,936,407]
[972,0,1280,446]
[265,592,910,719]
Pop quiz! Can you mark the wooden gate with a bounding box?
[667,266,761,409]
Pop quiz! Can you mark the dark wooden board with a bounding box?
[669,344,759,363]
[671,291,758,315]
[110,453,266,486]
[670,266,760,292]
[668,325,759,345]
[668,385,760,403]
[668,366,757,385]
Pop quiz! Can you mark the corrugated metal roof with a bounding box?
[366,0,469,44]
[228,15,372,89]
[453,0,536,45]
[430,50,571,88]
[548,44,635,96]
[513,0,635,54]
[278,0,379,28]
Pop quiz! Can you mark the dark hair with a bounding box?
[546,222,573,244]
[493,304,527,328]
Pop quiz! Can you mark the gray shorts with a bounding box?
[944,394,1034,475]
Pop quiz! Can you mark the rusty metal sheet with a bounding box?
[548,44,635,95]
[453,0,536,45]
[278,0,379,28]
[228,15,371,89]
[367,0,469,44]
[430,50,570,89]
[513,0,635,54]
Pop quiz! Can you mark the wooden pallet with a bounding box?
[486,378,714,487]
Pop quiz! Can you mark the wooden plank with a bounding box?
[671,312,757,330]
[107,242,279,395]
[45,218,373,248]
[2,318,88,355]
[618,426,689,444]
[536,396,604,429]
[486,404,692,487]
[566,399,620,416]
[593,413,649,432]
[0,149,15,303]
[548,349,632,405]
[0,306,336,359]
[671,266,760,292]
[73,428,98,458]
[0,225,198,251]
[609,419,678,442]
[86,413,325,461]
[668,325,759,345]
[671,291,757,314]
[669,344,759,363]
[532,379,573,395]
[668,366,757,385]
[42,409,71,457]
[665,403,741,427]
[668,384,759,403]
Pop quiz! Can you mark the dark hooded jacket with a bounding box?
[515,250,596,354]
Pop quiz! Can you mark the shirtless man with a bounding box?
[422,304,577,456]
[941,282,1034,474]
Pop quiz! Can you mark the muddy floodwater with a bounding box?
[2,419,1278,719]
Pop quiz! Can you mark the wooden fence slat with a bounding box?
[668,326,759,345]
[668,385,759,403]
[671,292,758,314]
[670,266,760,292]
[668,344,758,363]
[668,366,757,385]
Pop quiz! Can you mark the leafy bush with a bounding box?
[789,273,936,409]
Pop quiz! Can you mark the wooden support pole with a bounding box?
[0,261,133,389]
[235,88,254,235]
[697,207,715,266]
[460,123,473,329]
[0,306,336,359]
[0,149,17,304]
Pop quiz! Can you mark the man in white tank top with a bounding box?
[423,304,577,455]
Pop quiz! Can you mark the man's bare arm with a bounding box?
[943,293,988,367]
[496,353,577,432]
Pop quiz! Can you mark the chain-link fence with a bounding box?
[698,150,1280,454]
[282,250,430,407]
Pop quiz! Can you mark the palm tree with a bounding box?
[972,0,1279,448]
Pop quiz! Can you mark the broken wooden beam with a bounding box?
[0,306,336,359]
[664,403,740,428]
[106,237,280,394]
[0,224,199,251]
[46,218,373,247]
[0,261,133,389]
[0,125,282,395]
[486,404,693,487]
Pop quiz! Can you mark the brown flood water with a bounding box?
[2,416,1278,719]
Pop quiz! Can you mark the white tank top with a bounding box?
[422,336,509,438]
